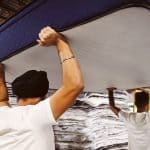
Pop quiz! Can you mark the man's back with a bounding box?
[119,110,150,150]
[0,27,84,150]
[0,98,56,150]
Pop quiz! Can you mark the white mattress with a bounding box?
[4,7,150,92]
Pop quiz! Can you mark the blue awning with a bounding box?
[0,0,149,61]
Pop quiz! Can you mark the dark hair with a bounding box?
[12,70,49,99]
[135,91,149,108]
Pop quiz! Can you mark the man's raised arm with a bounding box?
[0,63,9,106]
[38,27,84,120]
[107,87,121,116]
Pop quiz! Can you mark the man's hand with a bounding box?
[107,86,120,116]
[37,26,60,46]
[107,87,117,91]
[0,63,5,77]
[0,63,9,106]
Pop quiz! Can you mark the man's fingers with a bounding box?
[37,39,50,47]
[45,26,55,32]
[39,26,57,39]
[106,87,117,91]
[41,26,56,36]
[39,31,52,41]
[38,26,58,46]
[39,32,45,40]
[37,39,45,46]
[37,39,42,45]
[39,33,48,43]
[0,63,5,69]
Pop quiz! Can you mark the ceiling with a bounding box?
[0,0,33,25]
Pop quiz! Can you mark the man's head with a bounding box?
[12,70,49,105]
[134,90,149,112]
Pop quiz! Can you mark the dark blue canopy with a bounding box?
[0,0,149,61]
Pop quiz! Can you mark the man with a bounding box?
[0,27,84,150]
[107,87,150,150]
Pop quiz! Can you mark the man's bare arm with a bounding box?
[0,63,9,106]
[107,87,121,116]
[38,27,84,120]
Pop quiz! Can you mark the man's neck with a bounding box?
[137,107,148,113]
[0,101,10,107]
[18,97,41,106]
[18,99,26,106]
